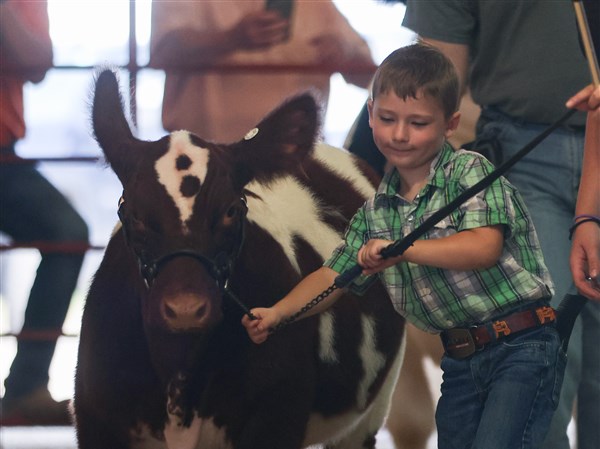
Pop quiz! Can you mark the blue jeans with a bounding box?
[475,108,600,449]
[0,145,89,400]
[436,325,566,449]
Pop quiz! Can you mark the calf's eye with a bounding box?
[226,206,238,219]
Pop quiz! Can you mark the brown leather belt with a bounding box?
[441,304,556,360]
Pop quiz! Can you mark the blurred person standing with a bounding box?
[0,0,89,425]
[150,0,375,143]
[402,1,599,448]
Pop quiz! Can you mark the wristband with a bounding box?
[573,214,600,222]
[569,215,600,240]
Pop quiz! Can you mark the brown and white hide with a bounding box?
[73,69,405,449]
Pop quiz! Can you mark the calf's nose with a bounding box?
[162,294,208,330]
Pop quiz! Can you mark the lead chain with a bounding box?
[269,283,339,334]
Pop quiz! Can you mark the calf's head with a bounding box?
[92,70,320,339]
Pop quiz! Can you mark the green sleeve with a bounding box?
[324,204,378,295]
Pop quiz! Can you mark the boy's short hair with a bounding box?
[370,43,460,118]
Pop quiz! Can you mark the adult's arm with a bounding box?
[419,37,470,96]
[571,105,600,300]
[566,85,600,300]
[324,3,376,89]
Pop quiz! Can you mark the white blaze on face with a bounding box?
[155,131,209,232]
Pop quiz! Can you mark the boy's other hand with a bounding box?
[241,307,281,344]
[358,239,400,275]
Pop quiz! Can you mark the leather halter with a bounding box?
[117,193,252,316]
[138,249,232,291]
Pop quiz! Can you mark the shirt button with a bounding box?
[446,320,454,327]
[407,215,414,222]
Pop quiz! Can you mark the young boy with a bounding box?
[242,43,564,449]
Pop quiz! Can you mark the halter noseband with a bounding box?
[138,249,233,291]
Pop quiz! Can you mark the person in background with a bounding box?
[0,0,89,425]
[402,1,600,447]
[149,0,375,143]
[244,43,563,449]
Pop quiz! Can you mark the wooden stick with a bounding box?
[573,0,600,86]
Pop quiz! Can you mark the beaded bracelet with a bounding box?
[568,214,600,240]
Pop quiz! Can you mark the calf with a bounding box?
[74,69,405,449]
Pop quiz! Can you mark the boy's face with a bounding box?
[368,90,460,178]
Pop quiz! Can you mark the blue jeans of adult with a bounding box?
[475,108,600,449]
[0,144,89,400]
[436,325,566,449]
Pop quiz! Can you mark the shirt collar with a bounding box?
[376,142,455,200]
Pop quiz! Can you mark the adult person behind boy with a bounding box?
[402,2,599,447]
[0,0,89,425]
[243,43,563,449]
[149,0,375,143]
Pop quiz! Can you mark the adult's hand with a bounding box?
[566,84,600,111]
[231,10,289,51]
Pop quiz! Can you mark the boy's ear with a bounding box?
[367,99,375,128]
[444,111,461,138]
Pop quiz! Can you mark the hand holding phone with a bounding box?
[232,8,290,50]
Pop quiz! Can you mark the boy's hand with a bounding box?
[241,307,282,344]
[358,239,401,275]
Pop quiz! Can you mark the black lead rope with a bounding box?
[268,107,579,333]
[224,282,257,320]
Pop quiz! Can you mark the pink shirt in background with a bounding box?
[151,0,374,143]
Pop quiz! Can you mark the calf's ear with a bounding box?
[92,69,142,185]
[230,92,322,187]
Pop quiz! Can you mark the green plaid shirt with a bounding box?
[325,143,554,333]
